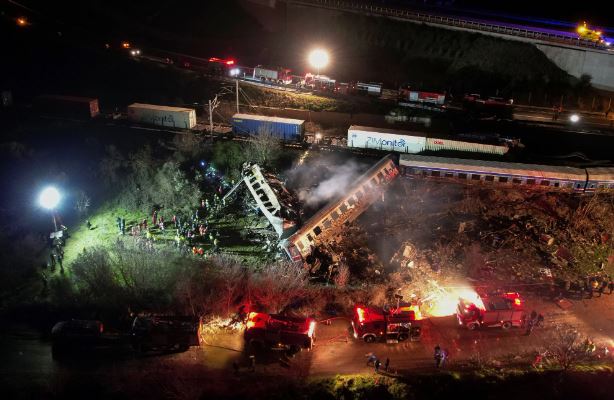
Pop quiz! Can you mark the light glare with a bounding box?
[39,187,60,209]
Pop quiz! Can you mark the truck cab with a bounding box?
[457,291,525,330]
[351,305,421,343]
[244,312,316,353]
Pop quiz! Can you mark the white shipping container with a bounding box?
[254,67,279,81]
[347,126,426,153]
[425,137,508,155]
[127,103,196,129]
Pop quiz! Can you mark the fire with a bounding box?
[414,281,484,318]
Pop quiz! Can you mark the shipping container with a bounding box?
[425,137,508,155]
[356,82,382,96]
[231,114,305,141]
[347,126,426,153]
[253,66,292,84]
[348,126,509,156]
[35,95,100,119]
[127,103,196,129]
[408,91,446,105]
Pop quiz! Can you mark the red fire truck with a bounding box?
[351,305,421,343]
[244,312,316,352]
[456,290,525,331]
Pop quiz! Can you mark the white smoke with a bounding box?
[298,161,363,207]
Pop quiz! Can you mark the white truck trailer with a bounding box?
[127,103,196,129]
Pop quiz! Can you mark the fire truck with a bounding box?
[456,290,525,331]
[351,305,421,343]
[244,312,316,352]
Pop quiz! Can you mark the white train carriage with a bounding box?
[585,168,614,192]
[399,154,587,193]
[282,155,399,263]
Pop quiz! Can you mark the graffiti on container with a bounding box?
[365,136,406,148]
[153,114,176,126]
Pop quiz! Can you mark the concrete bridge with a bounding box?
[282,0,614,91]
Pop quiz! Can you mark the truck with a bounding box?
[456,290,525,331]
[253,66,292,84]
[127,103,197,130]
[356,82,383,96]
[304,73,337,92]
[462,94,514,120]
[130,315,200,353]
[351,305,421,343]
[231,113,305,141]
[244,312,316,353]
[35,94,100,119]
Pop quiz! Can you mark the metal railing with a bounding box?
[290,0,609,51]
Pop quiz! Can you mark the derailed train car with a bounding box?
[281,155,399,264]
[399,154,614,194]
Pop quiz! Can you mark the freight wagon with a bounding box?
[231,114,305,141]
[35,95,100,119]
[127,103,196,130]
[347,126,509,156]
[253,66,292,84]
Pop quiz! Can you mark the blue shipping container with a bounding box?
[232,114,305,141]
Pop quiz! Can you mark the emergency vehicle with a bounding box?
[351,305,421,343]
[456,290,525,331]
[244,312,316,352]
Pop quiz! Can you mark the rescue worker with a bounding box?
[384,357,390,372]
[366,353,377,366]
[434,345,443,368]
[86,220,92,230]
[609,278,614,295]
[121,218,126,235]
[152,210,158,226]
[374,359,381,373]
[525,317,535,336]
[598,279,608,297]
[249,355,256,372]
[116,216,122,233]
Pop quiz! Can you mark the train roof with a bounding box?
[585,167,614,181]
[400,154,586,181]
[233,113,305,125]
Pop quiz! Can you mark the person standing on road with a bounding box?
[434,345,443,368]
[384,357,390,372]
[525,317,535,336]
[374,359,381,373]
[608,278,614,295]
[366,353,377,366]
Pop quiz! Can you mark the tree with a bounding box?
[545,323,584,370]
[212,141,247,179]
[246,126,281,167]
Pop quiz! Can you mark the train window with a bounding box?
[412,168,421,175]
[445,172,454,178]
[377,172,384,179]
[526,179,535,185]
[347,197,356,206]
[371,178,378,185]
[598,184,605,189]
[540,180,550,186]
[355,190,364,199]
[512,178,522,184]
[498,177,508,183]
[296,241,304,250]
[553,182,560,187]
[609,184,614,189]
[485,175,494,182]
[307,234,314,242]
[323,219,331,229]
[313,226,322,236]
[431,171,441,177]
[339,203,348,213]
[471,174,481,181]
[589,184,596,189]
[575,183,582,189]
[566,182,574,188]
[458,173,467,179]
[331,211,339,220]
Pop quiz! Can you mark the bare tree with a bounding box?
[251,262,309,313]
[545,323,584,370]
[246,125,281,167]
[334,263,350,288]
[74,190,91,217]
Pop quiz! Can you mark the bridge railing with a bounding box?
[292,0,608,51]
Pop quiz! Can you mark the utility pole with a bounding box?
[236,79,240,114]
[209,99,213,139]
